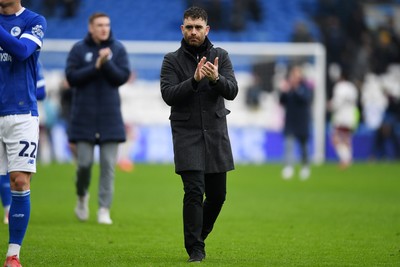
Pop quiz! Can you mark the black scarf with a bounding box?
[181,36,212,58]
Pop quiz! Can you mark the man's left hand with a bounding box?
[201,57,219,82]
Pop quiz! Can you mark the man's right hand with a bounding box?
[194,56,207,82]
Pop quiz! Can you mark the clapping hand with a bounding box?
[194,57,219,83]
[95,47,112,69]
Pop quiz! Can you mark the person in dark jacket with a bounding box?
[160,6,238,263]
[65,12,130,225]
[279,64,313,180]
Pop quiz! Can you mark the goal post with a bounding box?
[213,42,327,164]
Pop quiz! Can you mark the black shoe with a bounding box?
[188,250,205,263]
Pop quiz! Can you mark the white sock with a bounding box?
[6,244,21,258]
[336,144,351,164]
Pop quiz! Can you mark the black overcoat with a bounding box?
[65,34,130,144]
[160,38,238,174]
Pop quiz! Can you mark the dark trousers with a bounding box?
[180,171,226,255]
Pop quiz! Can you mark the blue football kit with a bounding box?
[0,6,47,260]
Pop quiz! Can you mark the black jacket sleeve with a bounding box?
[65,42,98,87]
[160,53,198,106]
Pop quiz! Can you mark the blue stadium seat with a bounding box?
[40,0,318,43]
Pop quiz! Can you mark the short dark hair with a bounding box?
[183,6,208,24]
[89,12,109,24]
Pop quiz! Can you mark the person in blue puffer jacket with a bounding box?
[65,12,130,225]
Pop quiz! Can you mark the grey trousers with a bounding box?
[283,135,309,166]
[75,141,118,208]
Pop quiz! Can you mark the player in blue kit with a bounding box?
[1,60,46,226]
[0,0,46,266]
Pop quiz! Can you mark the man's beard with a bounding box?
[187,37,201,47]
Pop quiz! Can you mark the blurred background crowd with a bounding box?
[23,0,400,164]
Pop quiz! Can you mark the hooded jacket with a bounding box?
[65,33,130,144]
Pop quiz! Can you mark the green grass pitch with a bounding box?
[1,162,399,266]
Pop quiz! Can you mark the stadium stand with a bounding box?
[40,0,319,42]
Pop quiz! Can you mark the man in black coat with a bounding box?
[279,64,313,180]
[160,6,238,263]
[65,12,130,225]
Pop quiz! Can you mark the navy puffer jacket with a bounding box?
[65,33,130,144]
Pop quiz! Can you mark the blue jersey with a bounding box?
[0,8,46,116]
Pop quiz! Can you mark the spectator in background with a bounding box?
[186,0,224,30]
[58,78,77,159]
[370,27,399,75]
[291,21,315,64]
[43,0,79,18]
[63,0,80,17]
[320,15,347,69]
[318,15,348,100]
[370,67,400,160]
[245,73,263,110]
[349,32,372,88]
[37,90,59,164]
[160,6,238,263]
[328,70,359,169]
[65,12,130,225]
[361,73,387,131]
[291,21,314,43]
[231,0,262,32]
[279,64,313,180]
[36,60,53,164]
[344,1,367,47]
[59,79,72,126]
[42,0,57,16]
[187,0,263,31]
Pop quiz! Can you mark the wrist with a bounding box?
[211,74,220,84]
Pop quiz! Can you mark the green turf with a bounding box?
[1,162,399,266]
